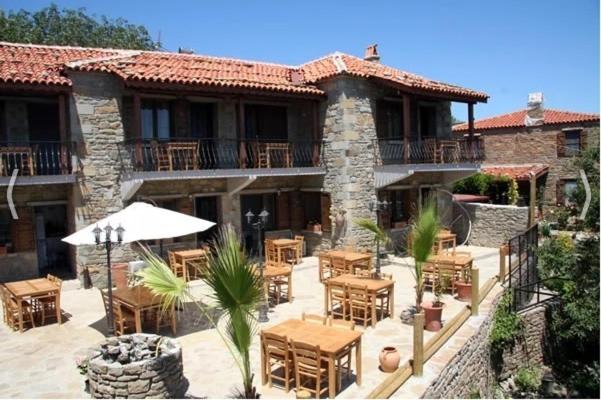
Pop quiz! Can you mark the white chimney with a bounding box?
[525,92,544,127]
[364,44,380,63]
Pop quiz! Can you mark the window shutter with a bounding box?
[555,179,564,206]
[276,192,290,230]
[11,207,35,252]
[321,194,332,232]
[556,132,566,157]
[580,130,588,151]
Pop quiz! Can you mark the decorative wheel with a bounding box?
[434,188,472,246]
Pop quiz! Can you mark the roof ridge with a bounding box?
[0,41,132,53]
[65,50,142,69]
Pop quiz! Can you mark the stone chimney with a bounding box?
[178,47,194,54]
[525,92,544,127]
[364,44,380,62]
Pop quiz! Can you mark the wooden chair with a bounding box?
[262,332,294,392]
[100,290,135,336]
[35,274,62,325]
[318,253,332,283]
[376,273,393,319]
[327,281,347,320]
[422,261,437,292]
[328,319,355,389]
[436,262,457,296]
[265,239,278,264]
[348,284,373,327]
[294,235,304,264]
[169,142,198,170]
[269,274,290,305]
[0,285,36,331]
[330,255,348,277]
[168,251,185,279]
[291,340,329,398]
[152,141,172,171]
[302,312,328,325]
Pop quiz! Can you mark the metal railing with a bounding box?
[0,141,74,176]
[118,138,323,172]
[374,137,485,165]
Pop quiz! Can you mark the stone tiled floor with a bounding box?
[0,245,500,398]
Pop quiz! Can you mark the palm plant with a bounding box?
[354,218,390,277]
[137,224,263,398]
[410,200,440,313]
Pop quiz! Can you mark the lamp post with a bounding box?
[369,199,390,278]
[246,209,270,323]
[94,223,125,335]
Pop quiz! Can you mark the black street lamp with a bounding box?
[369,199,390,278]
[94,223,125,335]
[246,209,270,323]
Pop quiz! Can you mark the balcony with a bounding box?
[0,141,74,177]
[374,137,485,165]
[119,138,323,172]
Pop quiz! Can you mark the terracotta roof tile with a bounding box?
[453,109,600,132]
[482,164,549,181]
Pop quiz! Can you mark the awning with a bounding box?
[482,164,549,181]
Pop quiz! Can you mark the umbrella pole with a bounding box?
[106,240,115,336]
[160,239,164,258]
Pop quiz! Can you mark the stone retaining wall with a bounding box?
[454,202,529,247]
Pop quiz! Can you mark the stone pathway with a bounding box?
[0,245,500,398]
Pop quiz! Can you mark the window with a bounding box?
[565,130,581,156]
[302,192,322,227]
[389,191,406,223]
[190,102,215,139]
[142,100,171,140]
[245,104,287,140]
[376,100,404,139]
[563,180,578,205]
[27,102,60,142]
[418,104,437,138]
[0,209,10,250]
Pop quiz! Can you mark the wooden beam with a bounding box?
[468,102,475,138]
[412,313,424,377]
[133,93,142,139]
[237,98,247,168]
[403,95,411,163]
[529,174,537,226]
[471,266,480,316]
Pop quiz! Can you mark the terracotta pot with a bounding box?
[111,263,129,289]
[379,346,400,372]
[422,301,444,332]
[455,281,472,302]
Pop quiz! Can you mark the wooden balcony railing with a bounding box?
[0,141,74,177]
[119,138,323,172]
[374,137,485,165]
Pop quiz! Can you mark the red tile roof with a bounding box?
[482,164,549,181]
[300,53,488,102]
[0,42,487,101]
[453,109,600,132]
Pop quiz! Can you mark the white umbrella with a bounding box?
[63,202,216,245]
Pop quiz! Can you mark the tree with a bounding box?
[570,146,600,231]
[0,3,158,50]
[354,218,390,277]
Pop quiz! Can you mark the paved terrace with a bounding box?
[0,245,500,398]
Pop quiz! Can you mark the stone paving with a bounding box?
[0,245,500,398]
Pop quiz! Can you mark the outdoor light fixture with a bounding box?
[246,209,270,322]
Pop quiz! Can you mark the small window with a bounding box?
[142,100,172,140]
[563,180,578,205]
[565,130,581,156]
[376,100,404,139]
[302,192,322,229]
[245,104,288,140]
[419,105,437,138]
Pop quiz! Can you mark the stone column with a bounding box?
[320,77,378,249]
[68,71,136,287]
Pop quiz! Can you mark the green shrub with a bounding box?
[453,173,493,195]
[514,366,542,393]
[490,291,522,352]
[537,234,575,292]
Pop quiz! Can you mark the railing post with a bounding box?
[499,245,507,281]
[413,313,424,376]
[471,266,480,316]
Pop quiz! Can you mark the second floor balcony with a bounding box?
[374,137,485,165]
[0,141,75,177]
[119,138,323,173]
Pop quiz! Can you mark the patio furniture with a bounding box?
[151,141,198,171]
[186,254,209,280]
[376,273,394,319]
[301,312,328,325]
[172,248,208,282]
[261,318,362,398]
[325,274,395,327]
[326,281,348,320]
[100,290,136,336]
[265,239,279,263]
[35,274,63,325]
[327,319,355,390]
[291,340,329,398]
[322,250,372,275]
[261,262,293,305]
[318,253,332,283]
[294,235,305,261]
[272,238,301,266]
[112,285,176,334]
[435,140,460,164]
[3,278,61,332]
[427,253,474,272]
[348,284,373,327]
[0,285,36,331]
[261,331,294,392]
[168,251,185,279]
[257,142,292,168]
[330,255,348,277]
[433,231,457,255]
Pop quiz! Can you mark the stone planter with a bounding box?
[455,281,472,302]
[379,346,400,372]
[87,334,188,399]
[422,301,445,332]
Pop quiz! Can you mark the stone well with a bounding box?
[87,334,188,399]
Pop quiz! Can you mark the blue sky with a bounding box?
[2,0,599,121]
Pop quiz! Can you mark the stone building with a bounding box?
[0,42,487,284]
[453,95,600,210]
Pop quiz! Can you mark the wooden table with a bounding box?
[322,250,372,274]
[173,249,207,282]
[4,278,61,332]
[261,319,362,398]
[434,232,457,255]
[112,285,176,334]
[272,239,301,265]
[255,265,293,304]
[325,274,395,327]
[427,253,473,271]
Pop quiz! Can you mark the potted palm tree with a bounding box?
[455,268,472,302]
[137,225,262,398]
[409,200,440,318]
[422,276,448,332]
[354,218,390,277]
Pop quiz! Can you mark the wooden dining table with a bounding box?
[427,253,473,271]
[254,264,293,304]
[112,285,176,334]
[172,249,207,282]
[272,239,301,265]
[321,250,372,275]
[325,274,395,327]
[261,318,362,398]
[4,278,61,332]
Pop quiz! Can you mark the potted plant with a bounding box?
[354,218,390,277]
[455,267,472,302]
[422,276,447,332]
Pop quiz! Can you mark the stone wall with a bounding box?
[455,202,529,247]
[423,294,548,398]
